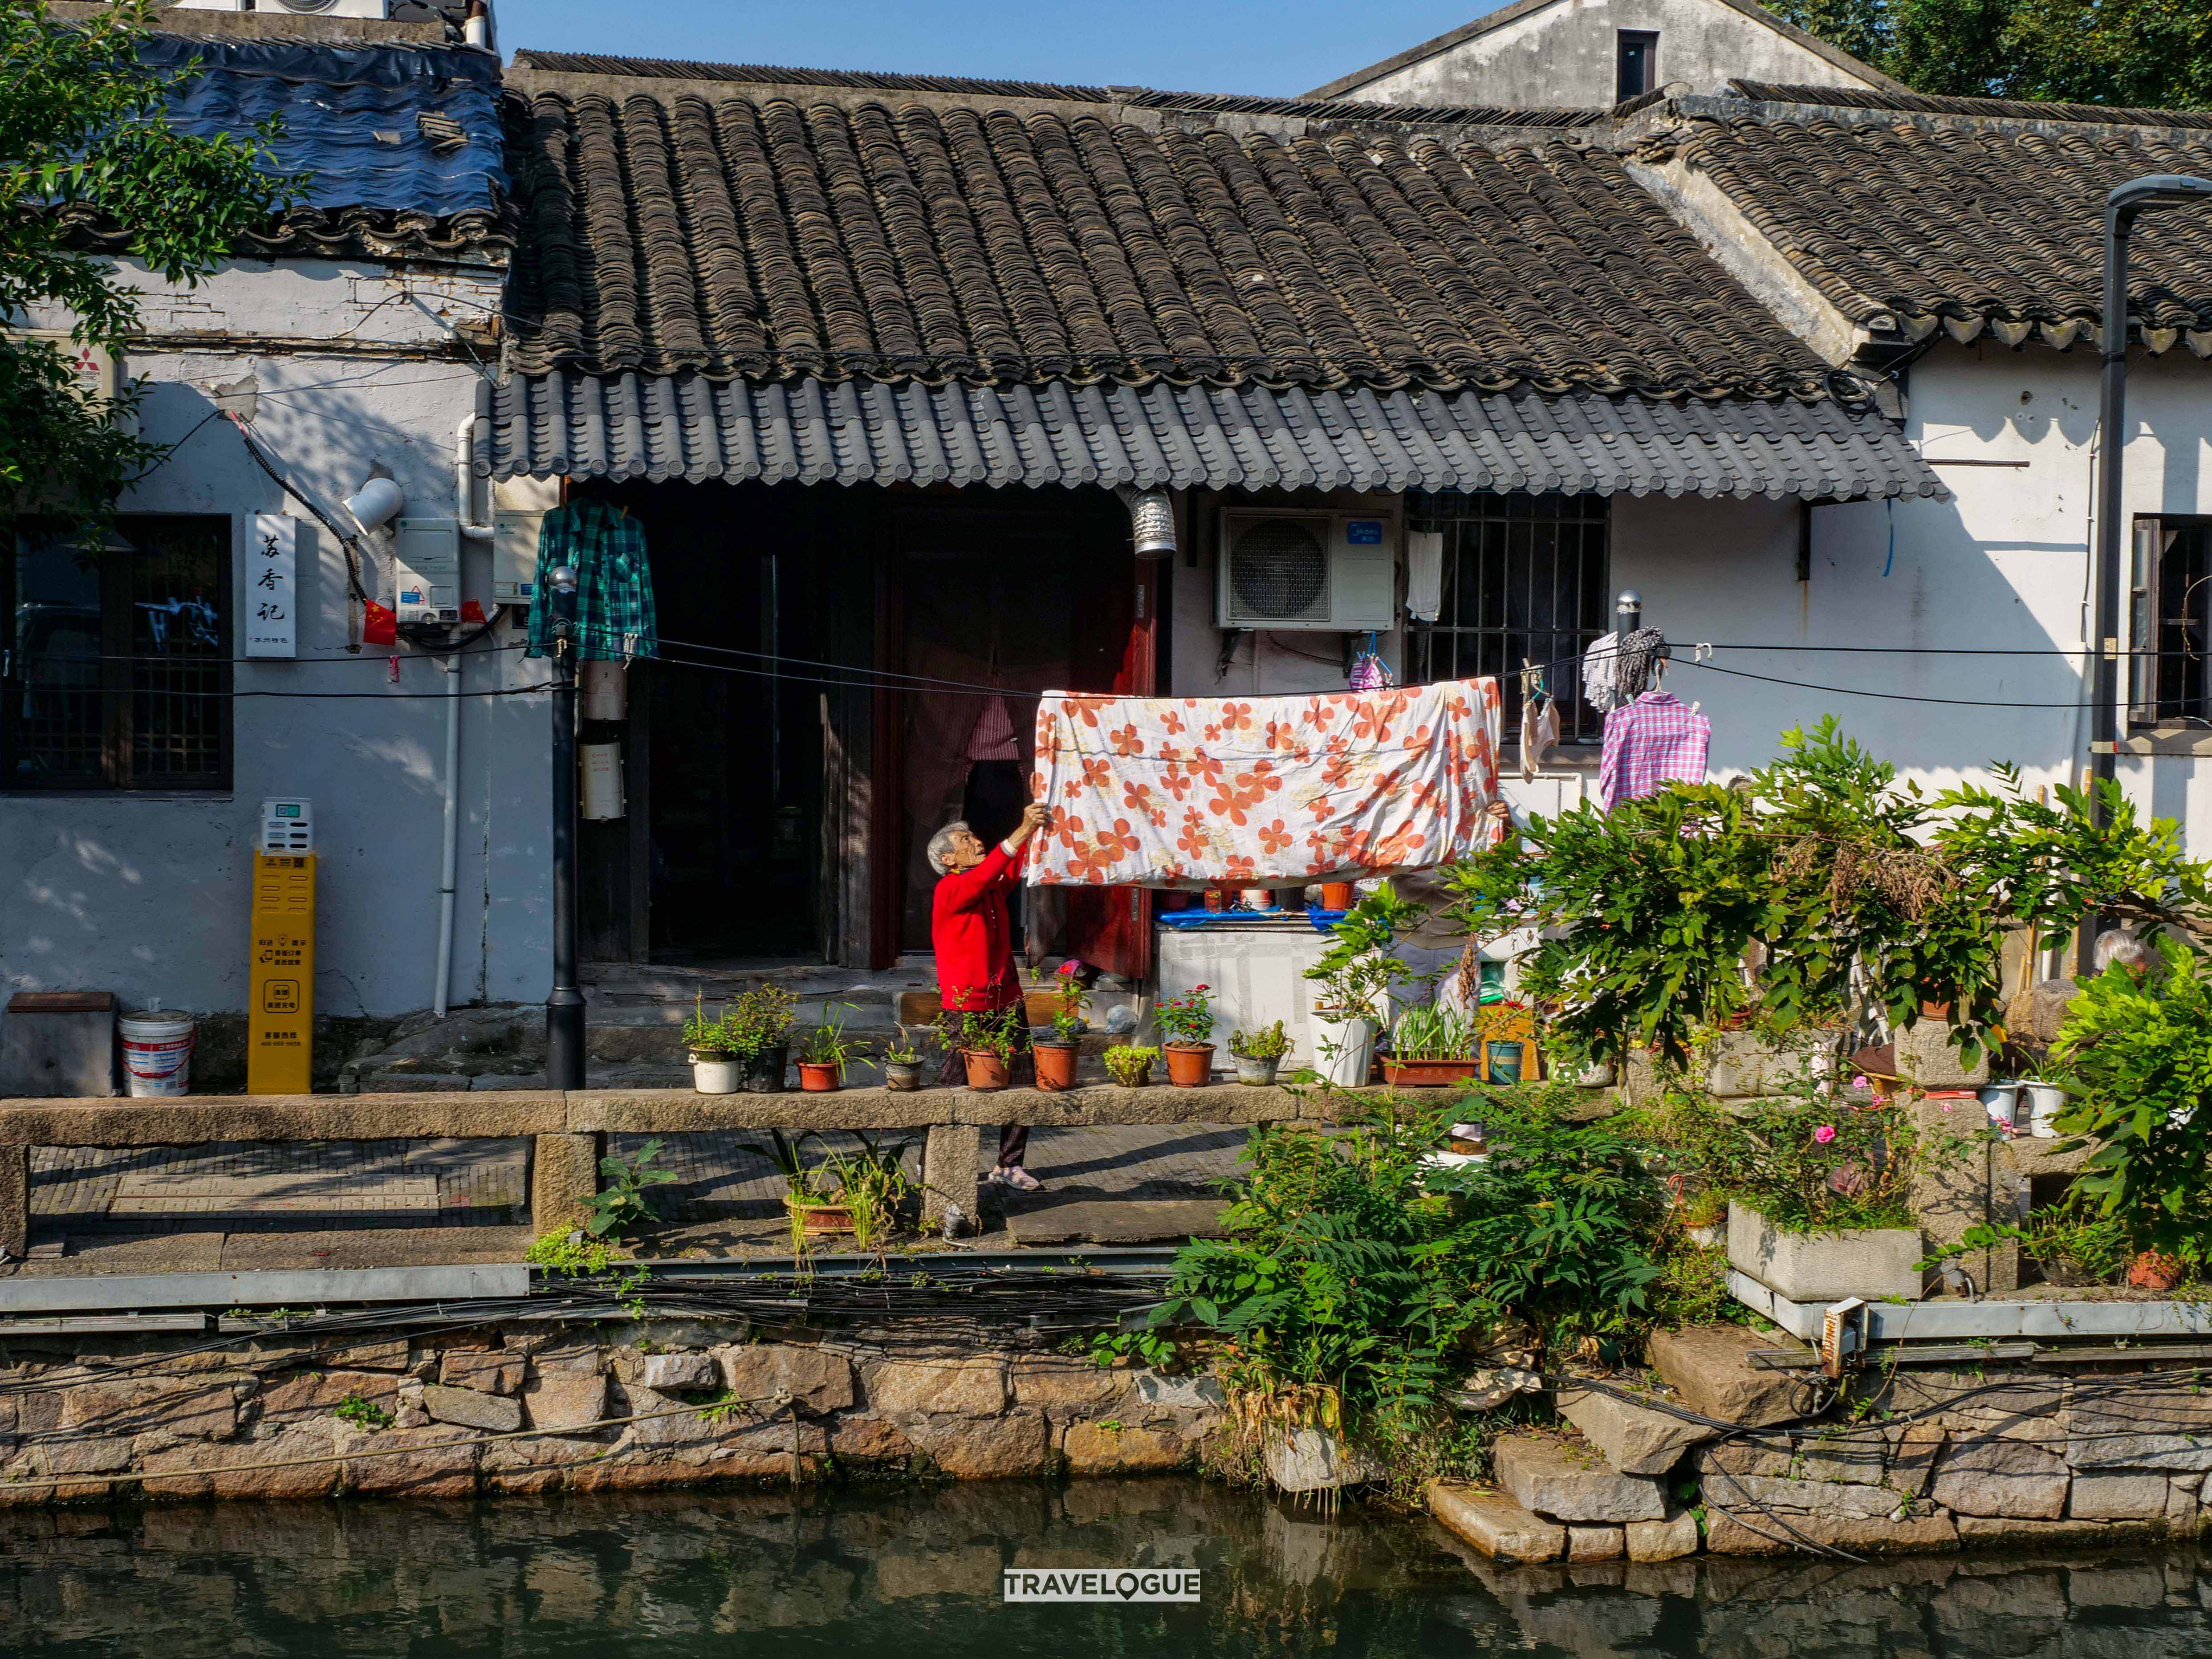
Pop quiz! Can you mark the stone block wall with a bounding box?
[0,1319,1226,1505]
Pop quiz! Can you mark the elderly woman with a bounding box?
[930,801,1051,1191]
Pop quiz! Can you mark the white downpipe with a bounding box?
[454,414,495,544]
[435,654,462,1019]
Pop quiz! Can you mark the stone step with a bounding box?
[1492,1432,1667,1523]
[1426,1480,1565,1563]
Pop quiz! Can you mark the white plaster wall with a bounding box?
[2,256,553,1020]
[1343,0,1879,109]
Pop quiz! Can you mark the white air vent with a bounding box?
[1216,510,1395,632]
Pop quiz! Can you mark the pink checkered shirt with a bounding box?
[1599,691,1711,810]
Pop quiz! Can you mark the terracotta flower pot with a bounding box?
[784,1194,853,1234]
[1033,1041,1078,1092]
[1320,882,1355,911]
[2129,1250,2185,1291]
[1164,1043,1215,1087]
[1381,1057,1481,1088]
[964,1050,1010,1091]
[797,1061,842,1092]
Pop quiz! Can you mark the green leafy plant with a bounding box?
[2048,938,2212,1268]
[1652,1088,1956,1234]
[1229,1021,1291,1062]
[726,984,797,1057]
[799,1002,863,1069]
[525,1231,616,1276]
[585,1138,679,1238]
[819,1139,915,1251]
[682,993,740,1056]
[958,1004,1024,1061]
[1443,721,2210,1070]
[882,1025,923,1065]
[1038,964,1091,1043]
[1390,1004,1479,1061]
[1155,984,1217,1046]
[1105,1044,1159,1086]
[333,1394,393,1432]
[1304,884,1424,1021]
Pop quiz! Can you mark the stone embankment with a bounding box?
[1431,1323,2212,1561]
[0,1318,1226,1504]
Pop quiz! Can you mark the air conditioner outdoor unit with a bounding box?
[1215,509,1395,632]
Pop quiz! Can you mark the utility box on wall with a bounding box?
[248,801,316,1095]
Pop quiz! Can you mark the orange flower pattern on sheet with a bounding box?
[1026,679,1502,888]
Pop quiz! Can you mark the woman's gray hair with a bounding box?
[927,820,974,876]
[2093,929,2155,974]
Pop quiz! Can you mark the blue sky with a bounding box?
[500,0,1505,96]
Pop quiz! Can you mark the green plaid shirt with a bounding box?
[525,498,659,660]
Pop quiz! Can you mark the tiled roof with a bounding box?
[491,370,1944,500]
[499,84,1832,397]
[1726,80,2212,131]
[1662,115,2212,351]
[508,51,1609,127]
[63,34,509,262]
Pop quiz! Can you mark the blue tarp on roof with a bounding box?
[139,35,505,221]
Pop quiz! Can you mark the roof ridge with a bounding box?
[1725,78,2212,131]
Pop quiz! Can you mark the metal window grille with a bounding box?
[1408,492,1610,744]
[6,516,231,791]
[2131,516,2212,726]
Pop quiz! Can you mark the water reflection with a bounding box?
[0,1479,2205,1656]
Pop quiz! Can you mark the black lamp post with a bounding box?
[546,561,585,1089]
[2083,174,2212,971]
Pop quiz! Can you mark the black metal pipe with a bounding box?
[547,568,585,1089]
[2084,173,2212,974]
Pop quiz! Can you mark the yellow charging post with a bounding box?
[248,799,316,1094]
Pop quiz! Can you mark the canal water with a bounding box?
[0,1478,2206,1656]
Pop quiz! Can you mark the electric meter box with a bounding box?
[493,476,561,605]
[259,798,313,854]
[393,517,462,626]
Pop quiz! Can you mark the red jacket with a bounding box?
[935,840,1027,1012]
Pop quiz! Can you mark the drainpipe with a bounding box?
[463,0,489,49]
[435,654,462,1018]
[2085,172,2212,972]
[434,384,496,1017]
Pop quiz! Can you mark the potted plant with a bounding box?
[1304,884,1423,1088]
[1155,984,1217,1086]
[882,1027,927,1092]
[797,1003,860,1092]
[815,1134,916,1250]
[1105,1044,1159,1087]
[1032,964,1087,1092]
[682,995,742,1094]
[1382,1004,1481,1087]
[959,1005,1022,1091]
[1228,1021,1290,1086]
[729,984,796,1093]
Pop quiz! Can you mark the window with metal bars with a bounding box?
[2129,516,2212,726]
[5,516,232,791]
[1408,492,1610,744]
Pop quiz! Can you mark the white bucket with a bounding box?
[119,1010,195,1098]
[2023,1083,2066,1139]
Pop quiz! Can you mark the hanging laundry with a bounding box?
[1599,690,1711,810]
[1026,679,1502,888]
[525,499,658,661]
[1520,695,1560,782]
[1582,631,1621,714]
[1611,627,1668,702]
[1348,634,1396,691]
[964,695,1021,763]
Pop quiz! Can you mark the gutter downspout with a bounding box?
[436,380,497,1017]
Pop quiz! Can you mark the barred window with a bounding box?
[5,516,232,791]
[1409,492,1610,744]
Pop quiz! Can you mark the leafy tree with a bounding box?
[2,0,297,532]
[1768,0,2212,108]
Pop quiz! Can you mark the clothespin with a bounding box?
[387,655,401,684]
[1519,657,1541,700]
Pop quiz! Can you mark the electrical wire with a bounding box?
[1674,657,2102,710]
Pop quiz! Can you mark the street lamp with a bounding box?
[2084,173,2212,972]
[546,561,585,1089]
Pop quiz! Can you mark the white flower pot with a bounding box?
[691,1055,740,1095]
[1310,1012,1378,1087]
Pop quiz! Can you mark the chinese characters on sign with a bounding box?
[245,512,297,658]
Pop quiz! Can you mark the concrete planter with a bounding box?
[1263,1425,1385,1493]
[1727,1203,1923,1302]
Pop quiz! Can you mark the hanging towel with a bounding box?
[1599,690,1711,810]
[526,499,658,661]
[1520,695,1560,782]
[1582,631,1621,714]
[1025,679,1501,888]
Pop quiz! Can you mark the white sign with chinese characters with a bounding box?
[245,512,297,658]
